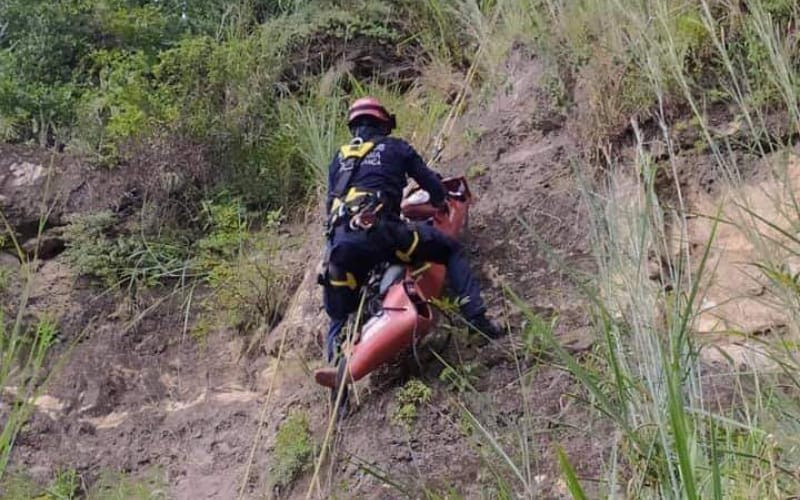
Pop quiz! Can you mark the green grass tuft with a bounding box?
[270,412,314,491]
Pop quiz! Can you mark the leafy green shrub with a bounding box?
[0,0,191,145]
[93,1,174,51]
[0,0,460,210]
[195,199,249,265]
[466,164,488,179]
[203,226,295,340]
[392,379,433,429]
[271,412,314,491]
[0,1,94,85]
[62,200,236,291]
[73,49,179,163]
[63,211,192,290]
[191,201,296,339]
[63,197,294,341]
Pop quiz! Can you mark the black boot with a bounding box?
[467,314,505,339]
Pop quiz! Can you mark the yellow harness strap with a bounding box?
[330,187,375,214]
[329,141,378,215]
[340,140,376,160]
[395,230,420,263]
[411,262,432,277]
[329,271,358,290]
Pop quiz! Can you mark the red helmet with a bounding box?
[347,97,396,130]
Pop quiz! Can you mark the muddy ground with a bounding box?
[1,46,790,499]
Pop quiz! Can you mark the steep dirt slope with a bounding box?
[4,248,316,499]
[2,46,608,499]
[0,144,285,498]
[5,42,789,498]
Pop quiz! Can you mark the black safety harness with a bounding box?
[325,137,386,235]
[317,137,386,288]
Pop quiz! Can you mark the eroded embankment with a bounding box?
[3,44,797,499]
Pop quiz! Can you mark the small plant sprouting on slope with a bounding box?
[0,467,166,499]
[0,315,59,480]
[392,379,433,430]
[270,412,314,492]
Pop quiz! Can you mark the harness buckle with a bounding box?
[349,209,378,231]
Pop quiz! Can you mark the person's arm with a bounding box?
[402,142,446,205]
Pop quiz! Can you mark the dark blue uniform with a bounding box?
[327,137,446,212]
[323,131,486,361]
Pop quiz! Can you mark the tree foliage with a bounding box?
[0,0,423,207]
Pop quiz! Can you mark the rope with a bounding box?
[305,288,368,499]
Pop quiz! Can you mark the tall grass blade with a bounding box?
[709,418,722,500]
[556,446,586,500]
[458,403,528,492]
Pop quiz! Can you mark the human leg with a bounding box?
[411,223,504,338]
[323,267,358,362]
[322,232,386,361]
[412,224,484,315]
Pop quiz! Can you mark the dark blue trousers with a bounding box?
[322,218,486,361]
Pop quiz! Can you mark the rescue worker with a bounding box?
[319,96,503,362]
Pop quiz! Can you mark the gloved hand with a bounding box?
[433,199,450,214]
[402,180,420,199]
